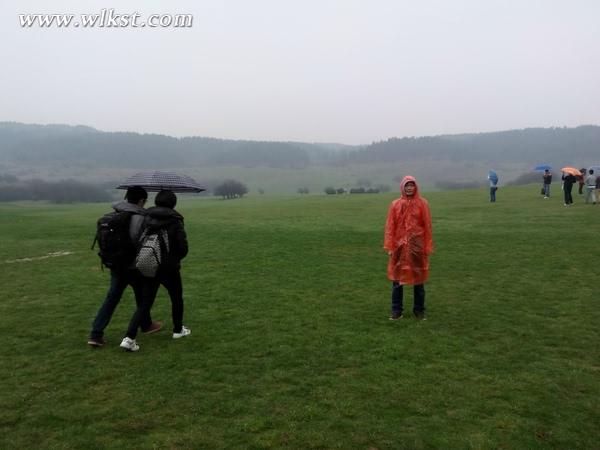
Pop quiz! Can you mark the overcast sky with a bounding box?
[1,0,599,144]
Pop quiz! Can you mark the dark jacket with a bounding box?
[562,174,576,188]
[145,206,188,271]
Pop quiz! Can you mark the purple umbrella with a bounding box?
[116,171,205,193]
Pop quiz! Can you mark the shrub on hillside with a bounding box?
[214,179,248,199]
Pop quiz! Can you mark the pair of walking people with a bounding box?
[88,187,190,352]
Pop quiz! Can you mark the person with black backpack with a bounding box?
[88,186,162,347]
[120,190,189,352]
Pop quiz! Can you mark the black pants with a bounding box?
[126,269,184,339]
[391,282,425,315]
[564,185,574,204]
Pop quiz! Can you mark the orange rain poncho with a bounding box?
[384,176,433,284]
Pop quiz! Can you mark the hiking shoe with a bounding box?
[173,326,191,339]
[87,337,106,347]
[120,337,140,352]
[142,321,163,334]
[389,313,403,321]
[414,313,427,321]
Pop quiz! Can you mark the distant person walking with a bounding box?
[562,172,577,206]
[577,168,586,195]
[384,176,433,321]
[88,186,162,347]
[120,190,190,352]
[488,177,498,203]
[542,169,552,198]
[584,169,597,204]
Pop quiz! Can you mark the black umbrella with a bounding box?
[116,171,205,193]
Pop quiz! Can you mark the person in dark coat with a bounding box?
[120,190,190,351]
[562,172,577,206]
[88,186,162,347]
[542,169,552,198]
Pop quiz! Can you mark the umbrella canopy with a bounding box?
[587,165,600,172]
[488,170,498,184]
[561,167,582,177]
[116,171,205,193]
[533,164,552,172]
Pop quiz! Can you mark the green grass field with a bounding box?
[0,186,598,449]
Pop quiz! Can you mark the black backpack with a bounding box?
[92,211,135,270]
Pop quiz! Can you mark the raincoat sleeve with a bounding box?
[421,200,433,255]
[383,202,397,253]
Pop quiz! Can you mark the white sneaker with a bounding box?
[173,326,191,339]
[120,337,140,352]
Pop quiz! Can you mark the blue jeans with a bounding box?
[543,184,550,197]
[490,186,497,202]
[90,269,152,339]
[391,282,425,315]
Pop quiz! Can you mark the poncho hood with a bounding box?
[399,175,420,198]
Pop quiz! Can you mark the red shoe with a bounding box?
[142,321,163,334]
[87,337,106,347]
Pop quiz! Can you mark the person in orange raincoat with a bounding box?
[384,176,433,320]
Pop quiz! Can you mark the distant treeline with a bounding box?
[346,126,600,167]
[0,174,110,203]
[0,123,314,170]
[2,122,599,172]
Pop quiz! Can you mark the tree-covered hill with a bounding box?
[2,122,598,172]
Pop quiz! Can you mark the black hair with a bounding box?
[155,190,177,209]
[590,169,594,175]
[125,186,148,204]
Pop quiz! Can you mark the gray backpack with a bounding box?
[135,228,170,278]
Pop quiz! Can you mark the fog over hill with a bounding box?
[1,122,598,193]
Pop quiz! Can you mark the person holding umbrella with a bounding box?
[120,190,191,352]
[561,167,579,206]
[113,172,203,351]
[384,176,433,321]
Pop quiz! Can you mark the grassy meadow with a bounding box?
[0,185,598,449]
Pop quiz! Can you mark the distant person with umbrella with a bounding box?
[561,168,579,206]
[542,169,552,198]
[488,170,498,202]
[384,176,433,321]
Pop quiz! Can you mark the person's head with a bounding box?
[589,169,594,175]
[125,186,148,206]
[155,190,177,209]
[399,175,419,198]
[544,169,549,174]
